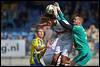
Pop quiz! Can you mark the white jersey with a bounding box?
[42,20,73,65]
[42,9,73,65]
[52,20,72,42]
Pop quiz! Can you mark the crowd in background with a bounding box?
[1,1,99,57]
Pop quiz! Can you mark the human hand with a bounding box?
[54,2,60,10]
[54,2,59,7]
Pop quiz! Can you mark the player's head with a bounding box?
[35,28,44,39]
[73,15,84,25]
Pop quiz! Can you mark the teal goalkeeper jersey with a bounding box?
[72,25,90,51]
[55,10,90,51]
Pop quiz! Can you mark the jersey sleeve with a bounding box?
[56,11,73,30]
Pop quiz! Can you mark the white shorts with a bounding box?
[43,33,73,65]
[52,35,73,56]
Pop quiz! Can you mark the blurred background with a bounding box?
[1,1,99,66]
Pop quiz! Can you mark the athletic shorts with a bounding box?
[73,50,92,66]
[53,36,73,56]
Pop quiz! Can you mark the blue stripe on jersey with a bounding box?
[76,53,88,63]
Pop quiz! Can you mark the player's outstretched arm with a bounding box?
[54,2,70,24]
[53,2,72,30]
[54,2,62,14]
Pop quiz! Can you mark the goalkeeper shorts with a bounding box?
[73,50,92,66]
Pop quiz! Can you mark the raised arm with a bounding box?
[53,2,73,30]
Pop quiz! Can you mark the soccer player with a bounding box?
[69,15,93,66]
[30,28,51,66]
[44,3,73,66]
[54,2,92,66]
[37,11,72,66]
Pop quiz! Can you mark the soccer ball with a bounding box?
[46,4,54,14]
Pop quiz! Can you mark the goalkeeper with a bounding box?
[53,2,92,66]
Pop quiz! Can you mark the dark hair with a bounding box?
[71,11,83,19]
[40,16,50,23]
[44,13,56,19]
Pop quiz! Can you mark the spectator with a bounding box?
[1,32,4,39]
[86,24,99,52]
[16,34,23,40]
[7,32,13,39]
[93,42,99,57]
[92,28,99,57]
